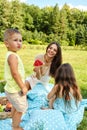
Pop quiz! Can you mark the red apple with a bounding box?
[6,102,12,109]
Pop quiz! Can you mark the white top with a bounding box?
[26,54,51,89]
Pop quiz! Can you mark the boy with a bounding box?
[4,28,28,130]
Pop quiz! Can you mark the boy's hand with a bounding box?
[21,87,28,95]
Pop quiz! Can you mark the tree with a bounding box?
[9,0,23,30]
[0,0,11,40]
[83,11,87,46]
[75,25,85,45]
[40,6,52,34]
[26,5,42,31]
[50,4,60,35]
[59,5,68,41]
[21,3,34,31]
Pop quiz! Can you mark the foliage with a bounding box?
[78,111,87,130]
[0,0,87,45]
[0,80,6,92]
[60,40,69,46]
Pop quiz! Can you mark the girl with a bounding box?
[20,63,84,130]
[47,63,82,111]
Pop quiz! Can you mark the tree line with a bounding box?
[0,0,87,46]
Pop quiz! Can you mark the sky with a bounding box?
[19,0,87,11]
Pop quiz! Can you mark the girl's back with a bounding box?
[53,92,80,114]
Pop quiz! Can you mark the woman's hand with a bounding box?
[33,66,40,72]
[33,66,41,79]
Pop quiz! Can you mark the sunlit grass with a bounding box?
[0,44,87,92]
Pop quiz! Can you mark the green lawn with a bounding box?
[1,44,87,94]
[0,44,87,129]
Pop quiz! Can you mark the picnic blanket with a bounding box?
[0,83,87,130]
[20,83,87,130]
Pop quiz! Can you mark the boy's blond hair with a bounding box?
[4,28,21,41]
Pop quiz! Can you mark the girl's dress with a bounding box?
[20,83,86,130]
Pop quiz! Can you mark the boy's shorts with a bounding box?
[5,91,28,113]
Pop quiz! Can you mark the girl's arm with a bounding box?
[47,84,58,99]
[8,54,27,95]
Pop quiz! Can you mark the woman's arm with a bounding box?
[33,54,44,79]
[33,66,41,79]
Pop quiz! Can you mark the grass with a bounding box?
[77,111,87,130]
[0,44,87,129]
[0,44,87,94]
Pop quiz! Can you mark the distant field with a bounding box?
[0,44,87,130]
[0,44,87,94]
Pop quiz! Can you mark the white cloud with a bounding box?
[8,1,87,11]
[19,0,27,2]
[67,4,87,11]
[76,5,87,11]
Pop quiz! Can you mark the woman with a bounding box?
[22,42,62,117]
[25,41,62,90]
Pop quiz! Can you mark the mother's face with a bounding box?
[46,44,58,58]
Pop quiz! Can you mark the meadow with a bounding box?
[0,44,87,130]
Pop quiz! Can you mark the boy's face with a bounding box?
[5,33,22,52]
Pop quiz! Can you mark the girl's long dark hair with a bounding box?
[55,63,82,102]
[46,42,62,77]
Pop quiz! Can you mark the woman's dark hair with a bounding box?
[46,42,62,77]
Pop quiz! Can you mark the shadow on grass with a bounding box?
[0,80,6,92]
[77,111,87,130]
[81,89,87,99]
